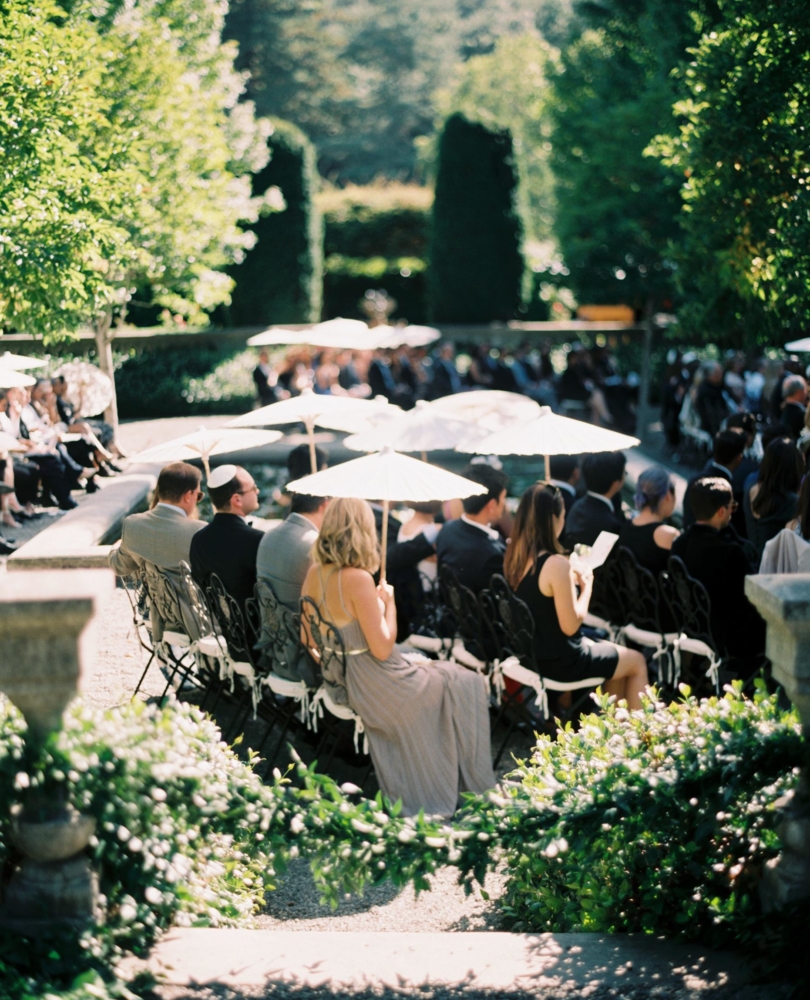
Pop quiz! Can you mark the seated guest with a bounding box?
[726,411,759,496]
[428,342,462,399]
[300,497,494,817]
[109,462,204,577]
[275,443,327,513]
[682,427,747,528]
[504,483,648,709]
[391,500,443,638]
[190,464,264,610]
[436,464,508,592]
[672,478,765,664]
[548,454,580,515]
[256,491,329,685]
[695,361,731,438]
[744,436,803,559]
[253,350,279,406]
[618,466,679,575]
[778,374,807,439]
[563,451,626,548]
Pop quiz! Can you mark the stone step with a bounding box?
[124,928,747,993]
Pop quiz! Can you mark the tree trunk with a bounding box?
[94,310,119,437]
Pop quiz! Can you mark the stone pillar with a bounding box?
[0,569,114,930]
[745,573,810,910]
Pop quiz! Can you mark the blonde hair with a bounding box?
[312,497,380,574]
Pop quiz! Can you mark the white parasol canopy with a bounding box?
[52,361,114,417]
[287,446,486,580]
[0,351,47,371]
[344,399,489,458]
[0,368,36,389]
[785,337,810,352]
[132,426,283,481]
[227,388,400,472]
[370,325,442,349]
[470,405,640,479]
[430,389,541,433]
[247,327,310,347]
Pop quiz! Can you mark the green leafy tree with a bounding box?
[429,113,524,322]
[0,0,270,429]
[433,33,559,243]
[650,0,810,344]
[548,1,705,310]
[227,119,323,325]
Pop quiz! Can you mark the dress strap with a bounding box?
[336,568,354,621]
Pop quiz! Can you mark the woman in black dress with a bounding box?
[618,466,680,575]
[504,483,649,709]
[745,436,804,558]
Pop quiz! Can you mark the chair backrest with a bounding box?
[299,594,348,694]
[437,564,498,663]
[140,562,187,636]
[249,580,309,678]
[588,551,627,626]
[660,555,718,651]
[205,573,256,666]
[178,562,216,638]
[614,546,662,633]
[480,574,536,668]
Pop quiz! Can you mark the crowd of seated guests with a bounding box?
[0,381,122,554]
[249,338,636,428]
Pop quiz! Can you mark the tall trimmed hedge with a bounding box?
[226,118,323,325]
[429,113,524,323]
[318,183,432,259]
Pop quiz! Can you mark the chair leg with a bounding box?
[132,649,156,699]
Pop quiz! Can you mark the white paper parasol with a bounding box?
[133,426,283,481]
[0,351,47,370]
[785,337,810,352]
[344,399,489,458]
[0,368,36,389]
[287,446,486,580]
[430,390,541,433]
[247,328,311,347]
[470,406,640,480]
[370,325,442,349]
[52,361,114,417]
[227,388,400,472]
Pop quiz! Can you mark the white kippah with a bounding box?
[207,464,238,488]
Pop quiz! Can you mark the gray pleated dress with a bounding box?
[339,616,496,818]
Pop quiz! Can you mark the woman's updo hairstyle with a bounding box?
[503,483,565,589]
[634,466,672,514]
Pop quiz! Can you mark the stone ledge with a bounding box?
[122,928,746,992]
[7,464,160,572]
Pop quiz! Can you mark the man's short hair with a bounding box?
[726,411,756,437]
[581,451,626,495]
[207,468,244,510]
[713,427,747,467]
[783,374,806,399]
[690,477,733,522]
[157,462,201,503]
[287,443,327,481]
[461,464,509,515]
[549,454,579,482]
[290,492,326,515]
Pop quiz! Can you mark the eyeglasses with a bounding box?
[195,490,204,502]
[236,484,260,495]
[729,500,739,512]
[536,480,561,496]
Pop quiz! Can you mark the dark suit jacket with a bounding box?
[190,513,264,611]
[373,506,437,638]
[671,523,764,660]
[436,517,505,594]
[563,494,624,548]
[550,481,577,516]
[780,400,805,440]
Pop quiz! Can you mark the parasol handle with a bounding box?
[305,416,317,474]
[545,454,550,482]
[380,498,389,584]
[203,455,212,483]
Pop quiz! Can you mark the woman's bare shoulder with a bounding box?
[653,524,680,549]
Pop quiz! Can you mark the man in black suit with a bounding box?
[694,361,730,439]
[563,451,626,548]
[252,351,278,407]
[777,374,807,440]
[548,454,580,515]
[682,428,747,529]
[671,477,764,668]
[429,342,462,399]
[190,464,265,611]
[436,464,508,593]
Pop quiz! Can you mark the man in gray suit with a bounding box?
[110,462,205,577]
[256,491,329,685]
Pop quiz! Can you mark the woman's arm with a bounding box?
[543,554,592,636]
[344,568,397,660]
[653,524,680,550]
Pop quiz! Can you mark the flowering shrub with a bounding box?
[0,683,804,997]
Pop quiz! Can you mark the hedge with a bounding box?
[318,183,432,260]
[225,118,323,326]
[323,254,428,322]
[429,113,524,323]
